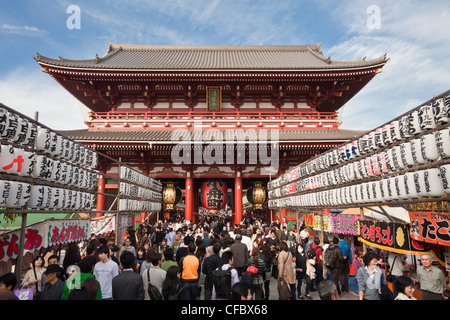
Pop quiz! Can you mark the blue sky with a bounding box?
[1,0,449,131]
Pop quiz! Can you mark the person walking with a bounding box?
[202,242,223,300]
[338,234,352,292]
[22,255,46,299]
[93,246,120,300]
[112,251,145,300]
[230,234,249,277]
[40,264,65,300]
[142,252,166,300]
[416,253,447,300]
[356,250,384,300]
[118,238,136,260]
[179,242,201,300]
[245,247,266,300]
[295,244,312,299]
[324,237,345,298]
[277,242,296,300]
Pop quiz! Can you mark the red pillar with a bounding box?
[234,175,243,225]
[96,170,106,217]
[192,186,198,224]
[185,176,193,222]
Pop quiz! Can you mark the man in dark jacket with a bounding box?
[112,251,145,300]
[324,237,345,297]
[40,264,65,300]
[202,243,223,300]
[230,234,249,277]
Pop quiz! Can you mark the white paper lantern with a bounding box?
[400,115,412,139]
[0,108,8,137]
[410,139,427,165]
[371,154,382,175]
[374,127,384,148]
[433,98,449,125]
[6,181,31,208]
[19,151,35,177]
[32,155,54,180]
[368,131,376,150]
[423,168,444,197]
[388,176,400,200]
[412,170,428,197]
[435,129,450,158]
[0,145,22,175]
[28,185,51,208]
[390,120,402,142]
[404,172,419,199]
[0,180,11,206]
[440,164,450,194]
[418,103,437,130]
[394,175,409,199]
[408,111,422,136]
[365,157,374,176]
[11,117,29,144]
[378,151,389,173]
[23,122,38,147]
[35,128,51,152]
[381,124,392,146]
[49,160,62,182]
[400,142,415,167]
[392,145,406,170]
[421,133,439,161]
[1,112,19,140]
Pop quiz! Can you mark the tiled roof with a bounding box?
[58,128,366,143]
[35,43,388,71]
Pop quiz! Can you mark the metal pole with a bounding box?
[360,207,367,255]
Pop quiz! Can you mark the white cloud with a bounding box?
[322,0,450,131]
[0,24,48,35]
[0,67,89,130]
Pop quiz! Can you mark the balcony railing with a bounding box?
[86,110,339,129]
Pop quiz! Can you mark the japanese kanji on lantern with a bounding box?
[201,180,227,214]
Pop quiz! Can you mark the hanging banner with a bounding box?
[206,86,222,112]
[0,219,90,263]
[409,211,450,246]
[313,214,331,232]
[91,215,116,235]
[0,222,46,263]
[330,214,359,235]
[304,213,315,228]
[358,220,427,255]
[45,219,90,248]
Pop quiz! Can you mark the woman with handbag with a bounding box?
[277,242,296,300]
[245,247,266,300]
[21,255,46,300]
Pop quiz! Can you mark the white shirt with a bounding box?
[241,235,253,253]
[94,259,119,299]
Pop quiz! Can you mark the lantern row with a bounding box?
[118,198,162,212]
[0,107,98,169]
[268,128,450,199]
[268,165,450,209]
[0,180,95,210]
[268,91,450,191]
[119,182,163,202]
[0,146,98,191]
[119,166,163,193]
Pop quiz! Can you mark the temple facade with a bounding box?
[35,43,388,224]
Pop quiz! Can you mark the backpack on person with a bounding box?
[212,267,233,299]
[146,268,163,300]
[241,265,257,286]
[324,246,339,269]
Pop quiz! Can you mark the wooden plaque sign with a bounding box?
[206,86,222,112]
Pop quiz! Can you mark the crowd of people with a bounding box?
[0,214,447,301]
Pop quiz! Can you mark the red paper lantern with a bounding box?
[201,180,227,213]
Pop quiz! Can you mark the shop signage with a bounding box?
[330,214,359,235]
[358,220,427,254]
[409,211,450,246]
